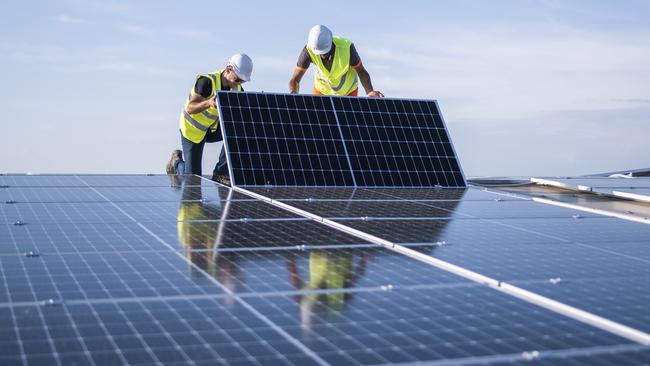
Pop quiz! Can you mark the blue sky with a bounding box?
[1,0,649,177]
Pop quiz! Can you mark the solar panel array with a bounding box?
[217,92,465,187]
[1,174,649,365]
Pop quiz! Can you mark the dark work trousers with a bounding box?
[180,129,228,177]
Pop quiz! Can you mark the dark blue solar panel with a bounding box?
[2,175,648,366]
[217,92,465,188]
[333,97,465,187]
[217,92,355,186]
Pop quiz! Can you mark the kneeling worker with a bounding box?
[289,25,383,97]
[168,53,253,186]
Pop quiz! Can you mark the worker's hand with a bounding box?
[368,91,384,98]
[208,97,217,108]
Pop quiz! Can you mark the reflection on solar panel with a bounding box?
[217,92,465,187]
[1,174,649,365]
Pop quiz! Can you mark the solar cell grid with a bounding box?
[333,97,465,187]
[1,201,130,225]
[0,222,169,255]
[170,247,472,295]
[492,217,650,243]
[93,183,252,202]
[495,348,650,366]
[524,276,650,334]
[1,299,316,366]
[217,92,465,188]
[219,92,355,187]
[115,199,299,222]
[0,187,105,203]
[243,286,634,365]
[0,174,89,187]
[334,218,557,245]
[246,186,523,201]
[143,220,370,251]
[2,174,649,365]
[286,199,601,220]
[0,251,225,303]
[78,175,206,187]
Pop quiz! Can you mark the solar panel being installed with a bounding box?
[216,92,465,187]
[1,174,649,365]
[217,93,355,187]
[332,96,464,187]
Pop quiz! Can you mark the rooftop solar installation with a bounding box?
[216,92,466,187]
[1,174,649,365]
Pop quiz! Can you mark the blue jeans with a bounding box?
[180,129,228,176]
[173,160,185,176]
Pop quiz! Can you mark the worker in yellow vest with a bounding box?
[285,250,372,329]
[168,53,253,186]
[289,25,384,98]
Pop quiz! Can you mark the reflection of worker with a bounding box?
[169,53,253,186]
[177,182,243,299]
[289,25,383,97]
[286,250,371,329]
[177,182,220,276]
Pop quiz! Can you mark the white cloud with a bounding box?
[54,14,95,25]
[118,23,155,36]
[253,55,295,73]
[0,41,66,63]
[117,23,212,39]
[165,28,211,39]
[88,62,175,77]
[365,25,650,121]
[610,98,650,104]
[354,23,650,176]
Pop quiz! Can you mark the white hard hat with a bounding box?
[308,25,333,55]
[227,53,253,81]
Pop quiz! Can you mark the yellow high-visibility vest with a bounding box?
[307,36,359,96]
[179,69,242,143]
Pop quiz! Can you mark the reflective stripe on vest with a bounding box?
[201,110,220,120]
[179,69,242,144]
[307,36,359,96]
[183,111,216,132]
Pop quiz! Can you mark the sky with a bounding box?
[1,0,649,177]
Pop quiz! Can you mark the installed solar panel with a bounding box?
[217,92,465,188]
[244,286,635,364]
[245,186,523,201]
[2,175,649,365]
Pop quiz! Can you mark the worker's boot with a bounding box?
[211,174,231,187]
[166,150,183,174]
